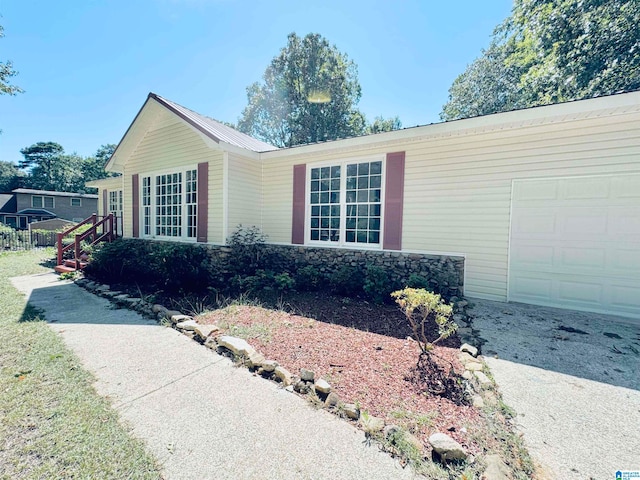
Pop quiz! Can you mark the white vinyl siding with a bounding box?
[227,153,262,239]
[262,108,640,301]
[121,113,223,242]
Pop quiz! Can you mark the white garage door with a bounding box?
[509,174,640,320]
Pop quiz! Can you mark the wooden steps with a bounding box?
[54,259,88,273]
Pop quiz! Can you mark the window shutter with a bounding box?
[383,151,405,250]
[102,189,108,216]
[132,174,139,238]
[291,164,306,245]
[197,162,209,243]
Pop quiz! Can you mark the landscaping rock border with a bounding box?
[71,275,516,478]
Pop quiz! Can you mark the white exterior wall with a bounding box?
[262,109,640,301]
[121,116,224,242]
[226,152,262,240]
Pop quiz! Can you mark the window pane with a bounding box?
[370,175,381,188]
[357,163,369,175]
[346,231,356,242]
[370,161,382,174]
[311,168,320,180]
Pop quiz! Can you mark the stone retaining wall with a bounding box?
[206,244,465,299]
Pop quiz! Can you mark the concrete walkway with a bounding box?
[468,299,640,480]
[11,273,415,480]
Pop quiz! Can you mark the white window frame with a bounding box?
[70,197,82,207]
[32,195,55,209]
[305,155,385,250]
[138,166,198,242]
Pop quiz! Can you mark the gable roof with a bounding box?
[150,94,278,153]
[0,194,16,213]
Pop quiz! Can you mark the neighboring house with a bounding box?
[90,92,640,321]
[0,189,98,228]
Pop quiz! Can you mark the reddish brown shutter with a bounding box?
[383,151,405,250]
[102,189,108,216]
[291,164,306,245]
[132,174,139,238]
[197,162,209,243]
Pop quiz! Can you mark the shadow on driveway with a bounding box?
[468,298,640,391]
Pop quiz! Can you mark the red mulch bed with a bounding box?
[197,293,484,456]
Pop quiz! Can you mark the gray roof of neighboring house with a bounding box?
[12,188,98,199]
[0,194,16,213]
[150,93,278,153]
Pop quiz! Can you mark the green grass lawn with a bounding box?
[0,249,162,479]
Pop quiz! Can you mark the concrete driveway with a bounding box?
[467,299,640,480]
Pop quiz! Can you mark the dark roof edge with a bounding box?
[148,93,222,145]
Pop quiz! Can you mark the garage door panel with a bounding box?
[560,247,605,269]
[509,174,640,321]
[565,177,609,199]
[614,176,640,198]
[512,213,557,235]
[611,285,640,309]
[557,280,604,305]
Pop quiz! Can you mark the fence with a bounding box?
[0,225,58,251]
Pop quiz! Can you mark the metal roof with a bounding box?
[150,93,278,153]
[12,188,98,199]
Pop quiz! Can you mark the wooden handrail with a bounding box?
[57,213,115,268]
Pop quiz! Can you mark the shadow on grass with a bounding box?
[19,303,46,322]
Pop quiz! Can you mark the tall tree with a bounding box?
[0,160,25,192]
[238,33,388,147]
[0,24,23,96]
[441,0,640,121]
[366,116,403,134]
[82,144,117,182]
[19,142,65,190]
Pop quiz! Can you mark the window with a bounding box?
[70,197,82,207]
[140,168,197,240]
[108,190,123,215]
[308,158,383,246]
[32,196,54,209]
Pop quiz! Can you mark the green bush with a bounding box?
[227,225,268,276]
[405,273,430,290]
[86,239,211,293]
[363,264,398,304]
[294,265,325,291]
[328,264,363,296]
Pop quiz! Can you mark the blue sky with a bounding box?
[0,0,513,164]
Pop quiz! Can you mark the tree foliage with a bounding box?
[0,161,25,192]
[18,142,116,193]
[441,0,640,121]
[366,115,403,134]
[238,33,400,147]
[0,25,23,96]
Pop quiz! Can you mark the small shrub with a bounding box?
[294,265,324,291]
[227,225,268,276]
[391,288,464,404]
[391,288,457,353]
[363,264,397,304]
[405,273,430,290]
[328,265,363,296]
